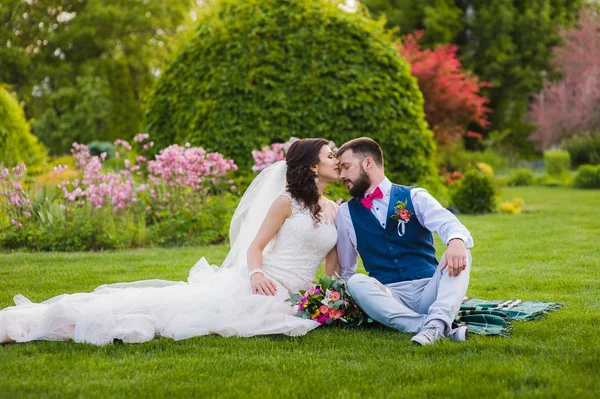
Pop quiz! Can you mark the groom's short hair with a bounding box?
[336,137,384,167]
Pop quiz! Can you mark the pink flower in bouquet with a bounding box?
[319,305,329,314]
[330,308,345,319]
[315,314,330,324]
[330,291,341,301]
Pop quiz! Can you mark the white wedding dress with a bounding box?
[0,163,338,345]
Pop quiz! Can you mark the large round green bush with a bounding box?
[144,0,435,182]
[0,87,45,167]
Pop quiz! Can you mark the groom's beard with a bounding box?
[346,169,371,198]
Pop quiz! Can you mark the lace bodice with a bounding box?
[261,192,338,294]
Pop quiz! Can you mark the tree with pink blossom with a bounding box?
[529,10,600,149]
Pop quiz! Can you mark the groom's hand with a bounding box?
[441,238,467,277]
[251,274,278,296]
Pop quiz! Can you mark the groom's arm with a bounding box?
[411,188,473,277]
[335,203,359,280]
[411,188,473,248]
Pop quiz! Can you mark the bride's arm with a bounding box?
[246,196,292,296]
[324,245,341,277]
[324,198,340,277]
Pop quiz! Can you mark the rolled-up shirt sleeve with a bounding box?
[335,203,359,280]
[411,188,474,248]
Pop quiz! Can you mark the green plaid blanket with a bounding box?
[454,298,563,337]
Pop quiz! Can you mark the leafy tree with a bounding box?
[362,0,463,46]
[398,31,491,146]
[362,0,583,155]
[0,0,195,154]
[145,0,437,182]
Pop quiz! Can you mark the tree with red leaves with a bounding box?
[529,10,600,150]
[398,31,492,146]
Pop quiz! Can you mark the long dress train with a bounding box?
[0,193,337,345]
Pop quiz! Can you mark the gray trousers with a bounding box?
[347,250,471,334]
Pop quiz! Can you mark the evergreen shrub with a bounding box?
[145,0,436,182]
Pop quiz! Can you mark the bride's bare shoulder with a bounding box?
[320,197,340,222]
[322,196,340,209]
[270,194,293,216]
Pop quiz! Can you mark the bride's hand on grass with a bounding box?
[251,274,278,296]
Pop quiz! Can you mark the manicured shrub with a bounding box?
[0,87,46,167]
[573,164,600,189]
[509,168,534,186]
[563,133,600,168]
[144,0,436,182]
[450,170,496,214]
[544,149,571,178]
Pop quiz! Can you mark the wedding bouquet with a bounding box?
[287,275,370,327]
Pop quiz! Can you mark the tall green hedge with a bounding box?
[144,0,436,182]
[0,87,45,167]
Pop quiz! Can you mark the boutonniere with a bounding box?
[389,199,413,237]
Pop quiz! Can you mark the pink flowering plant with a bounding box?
[251,138,338,173]
[0,133,240,250]
[287,275,370,327]
[251,138,299,172]
[57,135,237,214]
[0,164,33,229]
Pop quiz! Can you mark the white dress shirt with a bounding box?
[335,177,474,279]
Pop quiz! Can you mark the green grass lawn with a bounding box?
[1,187,599,398]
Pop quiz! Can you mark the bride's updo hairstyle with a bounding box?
[286,138,329,225]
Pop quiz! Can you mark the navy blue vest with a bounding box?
[348,184,438,284]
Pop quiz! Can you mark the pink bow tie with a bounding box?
[360,186,383,209]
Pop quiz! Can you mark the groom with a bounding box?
[335,137,473,345]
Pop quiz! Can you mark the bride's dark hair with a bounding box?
[286,138,329,225]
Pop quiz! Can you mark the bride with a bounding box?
[0,138,341,345]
